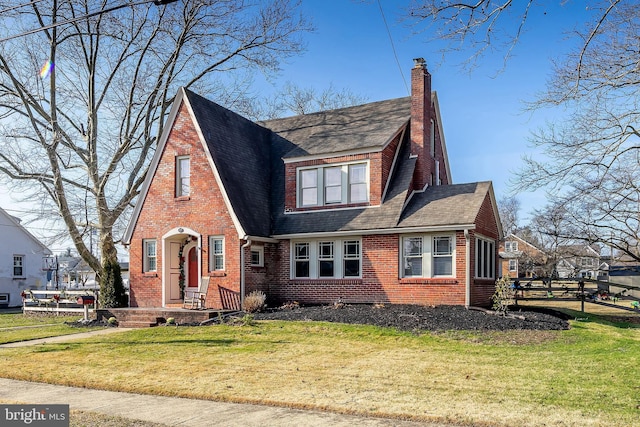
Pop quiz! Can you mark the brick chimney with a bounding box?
[410,58,433,191]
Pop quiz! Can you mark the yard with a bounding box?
[0,305,638,427]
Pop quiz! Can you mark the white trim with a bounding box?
[432,92,453,184]
[399,232,456,279]
[284,204,379,215]
[209,235,225,271]
[296,160,370,208]
[273,224,475,240]
[283,147,380,164]
[290,237,362,279]
[250,245,264,267]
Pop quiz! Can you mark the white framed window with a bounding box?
[401,234,456,278]
[250,246,264,267]
[475,237,496,279]
[297,162,369,207]
[505,241,518,252]
[403,237,423,277]
[209,236,224,271]
[294,242,310,278]
[291,238,362,279]
[581,257,594,267]
[348,164,367,203]
[300,169,318,206]
[13,255,24,277]
[433,236,453,276]
[143,240,157,272]
[343,240,361,277]
[176,156,190,197]
[508,259,517,272]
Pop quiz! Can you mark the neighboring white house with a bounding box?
[0,207,51,307]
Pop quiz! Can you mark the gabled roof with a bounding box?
[0,206,51,254]
[124,88,499,243]
[261,97,411,160]
[398,181,494,229]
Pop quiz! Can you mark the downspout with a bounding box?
[464,229,471,308]
[240,237,252,308]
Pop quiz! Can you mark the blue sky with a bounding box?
[0,0,591,253]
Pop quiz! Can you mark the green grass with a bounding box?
[0,315,638,427]
[0,312,104,344]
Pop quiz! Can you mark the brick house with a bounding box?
[122,58,502,310]
[499,233,547,279]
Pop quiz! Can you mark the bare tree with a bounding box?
[408,1,640,261]
[497,195,520,236]
[0,0,310,281]
[244,81,369,120]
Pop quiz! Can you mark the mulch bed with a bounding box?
[252,304,571,332]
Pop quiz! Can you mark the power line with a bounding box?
[377,0,409,96]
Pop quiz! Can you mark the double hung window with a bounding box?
[210,236,224,271]
[13,255,24,277]
[143,240,157,272]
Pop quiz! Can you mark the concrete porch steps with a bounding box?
[97,308,232,328]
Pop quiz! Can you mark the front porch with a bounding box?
[97,307,238,328]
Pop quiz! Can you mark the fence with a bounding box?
[512,278,640,313]
[22,289,99,315]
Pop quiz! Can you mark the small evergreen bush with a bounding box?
[99,260,128,308]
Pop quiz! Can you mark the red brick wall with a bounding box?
[268,232,468,306]
[468,193,501,307]
[129,103,241,308]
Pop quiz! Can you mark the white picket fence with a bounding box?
[22,289,98,315]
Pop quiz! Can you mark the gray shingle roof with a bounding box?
[185,90,273,237]
[398,182,493,228]
[261,97,411,159]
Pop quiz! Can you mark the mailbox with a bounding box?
[77,295,95,305]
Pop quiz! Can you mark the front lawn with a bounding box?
[0,312,104,344]
[0,312,637,427]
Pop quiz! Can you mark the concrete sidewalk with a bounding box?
[0,327,131,348]
[0,378,443,426]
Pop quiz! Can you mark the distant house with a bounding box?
[555,244,601,279]
[123,58,503,309]
[0,207,51,307]
[499,233,546,278]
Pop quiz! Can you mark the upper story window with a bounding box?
[504,241,518,252]
[13,255,24,277]
[401,234,455,278]
[297,162,369,207]
[143,240,157,272]
[581,257,595,267]
[176,156,190,197]
[430,119,435,157]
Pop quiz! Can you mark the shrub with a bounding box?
[242,291,266,313]
[166,317,176,325]
[99,260,128,308]
[107,317,118,326]
[492,276,515,315]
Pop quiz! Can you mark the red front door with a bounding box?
[188,247,198,288]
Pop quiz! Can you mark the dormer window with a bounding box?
[297,162,369,207]
[505,241,518,252]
